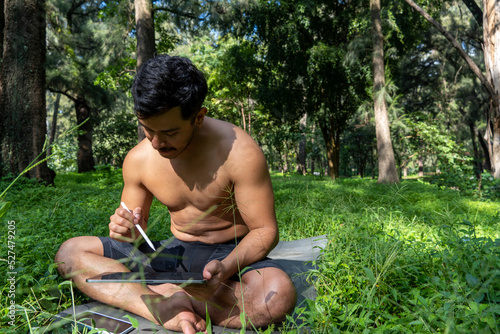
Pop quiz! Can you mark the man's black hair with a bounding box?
[131,55,208,120]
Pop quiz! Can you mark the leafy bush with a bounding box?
[430,171,500,200]
[93,110,138,168]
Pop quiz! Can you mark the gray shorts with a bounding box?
[98,236,286,280]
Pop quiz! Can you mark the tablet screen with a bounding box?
[80,311,134,334]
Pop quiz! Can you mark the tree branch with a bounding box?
[47,87,76,102]
[153,6,201,20]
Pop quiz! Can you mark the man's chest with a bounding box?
[142,165,234,213]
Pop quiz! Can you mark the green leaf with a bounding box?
[0,201,12,218]
[123,314,139,328]
[363,267,376,284]
[239,312,246,334]
[465,273,479,286]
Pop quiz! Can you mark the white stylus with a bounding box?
[120,202,156,251]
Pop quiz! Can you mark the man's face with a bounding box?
[138,106,203,159]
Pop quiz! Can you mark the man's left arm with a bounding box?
[217,138,279,281]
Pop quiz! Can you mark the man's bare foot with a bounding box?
[143,291,207,334]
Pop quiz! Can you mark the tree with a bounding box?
[403,0,500,178]
[47,0,126,172]
[228,0,368,179]
[135,0,155,141]
[205,38,260,132]
[482,0,500,178]
[370,0,399,183]
[135,0,155,70]
[0,0,54,184]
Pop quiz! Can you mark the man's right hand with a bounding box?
[109,205,144,242]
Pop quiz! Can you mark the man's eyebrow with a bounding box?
[138,121,179,133]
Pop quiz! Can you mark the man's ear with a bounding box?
[195,107,208,127]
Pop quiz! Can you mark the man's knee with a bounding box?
[265,271,296,321]
[245,268,297,326]
[54,236,103,274]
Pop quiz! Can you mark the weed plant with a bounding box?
[1,170,499,333]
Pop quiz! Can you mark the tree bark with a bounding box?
[319,121,340,179]
[0,0,53,184]
[483,0,500,178]
[0,0,4,61]
[418,156,424,177]
[75,97,95,173]
[371,0,399,183]
[476,128,492,171]
[468,120,482,178]
[240,106,247,132]
[135,0,156,142]
[135,0,156,70]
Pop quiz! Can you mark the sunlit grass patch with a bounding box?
[1,170,499,333]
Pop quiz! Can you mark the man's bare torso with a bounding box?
[129,117,252,243]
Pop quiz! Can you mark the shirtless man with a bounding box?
[55,55,296,334]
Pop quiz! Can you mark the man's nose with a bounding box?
[151,134,167,149]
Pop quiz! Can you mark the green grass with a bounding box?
[1,170,499,333]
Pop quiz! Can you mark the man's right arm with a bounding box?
[109,144,154,242]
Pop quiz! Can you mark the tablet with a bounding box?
[79,311,134,334]
[45,311,134,334]
[86,271,206,284]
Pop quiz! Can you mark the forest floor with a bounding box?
[1,169,499,333]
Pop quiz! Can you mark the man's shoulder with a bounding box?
[207,118,257,145]
[123,139,153,172]
[211,121,267,177]
[126,139,150,158]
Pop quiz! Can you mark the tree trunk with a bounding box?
[371,0,399,183]
[248,112,251,136]
[135,0,155,143]
[476,127,492,171]
[297,113,307,175]
[240,106,247,132]
[483,0,500,178]
[0,0,4,63]
[418,156,424,177]
[135,0,155,70]
[47,93,61,157]
[319,122,340,179]
[0,0,53,184]
[469,120,483,178]
[75,97,95,173]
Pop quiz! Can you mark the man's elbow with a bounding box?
[270,229,279,250]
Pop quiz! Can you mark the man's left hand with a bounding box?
[184,260,226,300]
